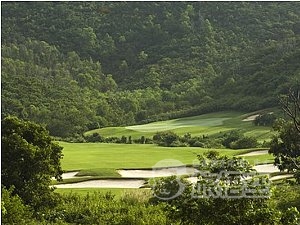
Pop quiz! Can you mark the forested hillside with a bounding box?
[2,2,300,137]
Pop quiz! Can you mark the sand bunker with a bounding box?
[55,160,290,188]
[118,167,198,178]
[52,171,91,180]
[270,174,293,181]
[61,172,79,179]
[242,114,260,121]
[54,179,145,189]
[254,164,280,173]
[238,150,269,157]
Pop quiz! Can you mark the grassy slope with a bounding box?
[84,111,275,142]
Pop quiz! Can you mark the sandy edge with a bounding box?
[238,150,269,157]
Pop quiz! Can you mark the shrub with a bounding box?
[221,130,258,149]
[230,136,258,149]
[221,130,243,148]
[153,131,179,147]
[254,113,277,126]
[45,191,170,225]
[85,133,104,142]
[1,187,34,225]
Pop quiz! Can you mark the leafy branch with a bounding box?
[280,89,300,133]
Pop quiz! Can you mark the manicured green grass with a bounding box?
[59,142,273,175]
[60,142,242,171]
[84,110,275,141]
[76,168,121,177]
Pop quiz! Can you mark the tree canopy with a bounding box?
[1,116,63,210]
[1,2,300,137]
[269,90,300,183]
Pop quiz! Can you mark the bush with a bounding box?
[1,187,34,225]
[230,136,259,149]
[221,130,243,148]
[254,113,277,126]
[153,131,179,147]
[191,140,205,147]
[44,191,170,225]
[221,130,258,149]
[85,133,104,142]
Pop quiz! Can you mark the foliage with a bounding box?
[1,116,63,210]
[1,186,34,225]
[42,191,171,225]
[230,136,259,149]
[221,130,259,149]
[150,151,282,224]
[269,119,300,183]
[221,130,243,148]
[271,184,300,211]
[153,131,181,146]
[2,2,300,137]
[253,113,277,126]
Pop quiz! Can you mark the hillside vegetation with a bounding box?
[2,2,300,138]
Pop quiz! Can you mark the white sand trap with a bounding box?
[52,171,79,180]
[52,171,92,180]
[254,164,280,173]
[242,114,260,121]
[239,150,269,157]
[270,174,293,181]
[118,167,198,178]
[54,179,145,189]
[61,172,79,179]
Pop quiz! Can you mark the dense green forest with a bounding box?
[2,2,300,137]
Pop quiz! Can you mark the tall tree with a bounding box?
[269,89,300,183]
[280,89,300,133]
[1,116,64,210]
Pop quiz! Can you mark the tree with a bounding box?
[280,89,300,133]
[1,116,64,210]
[269,90,300,183]
[153,131,179,147]
[269,119,300,182]
[221,130,243,148]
